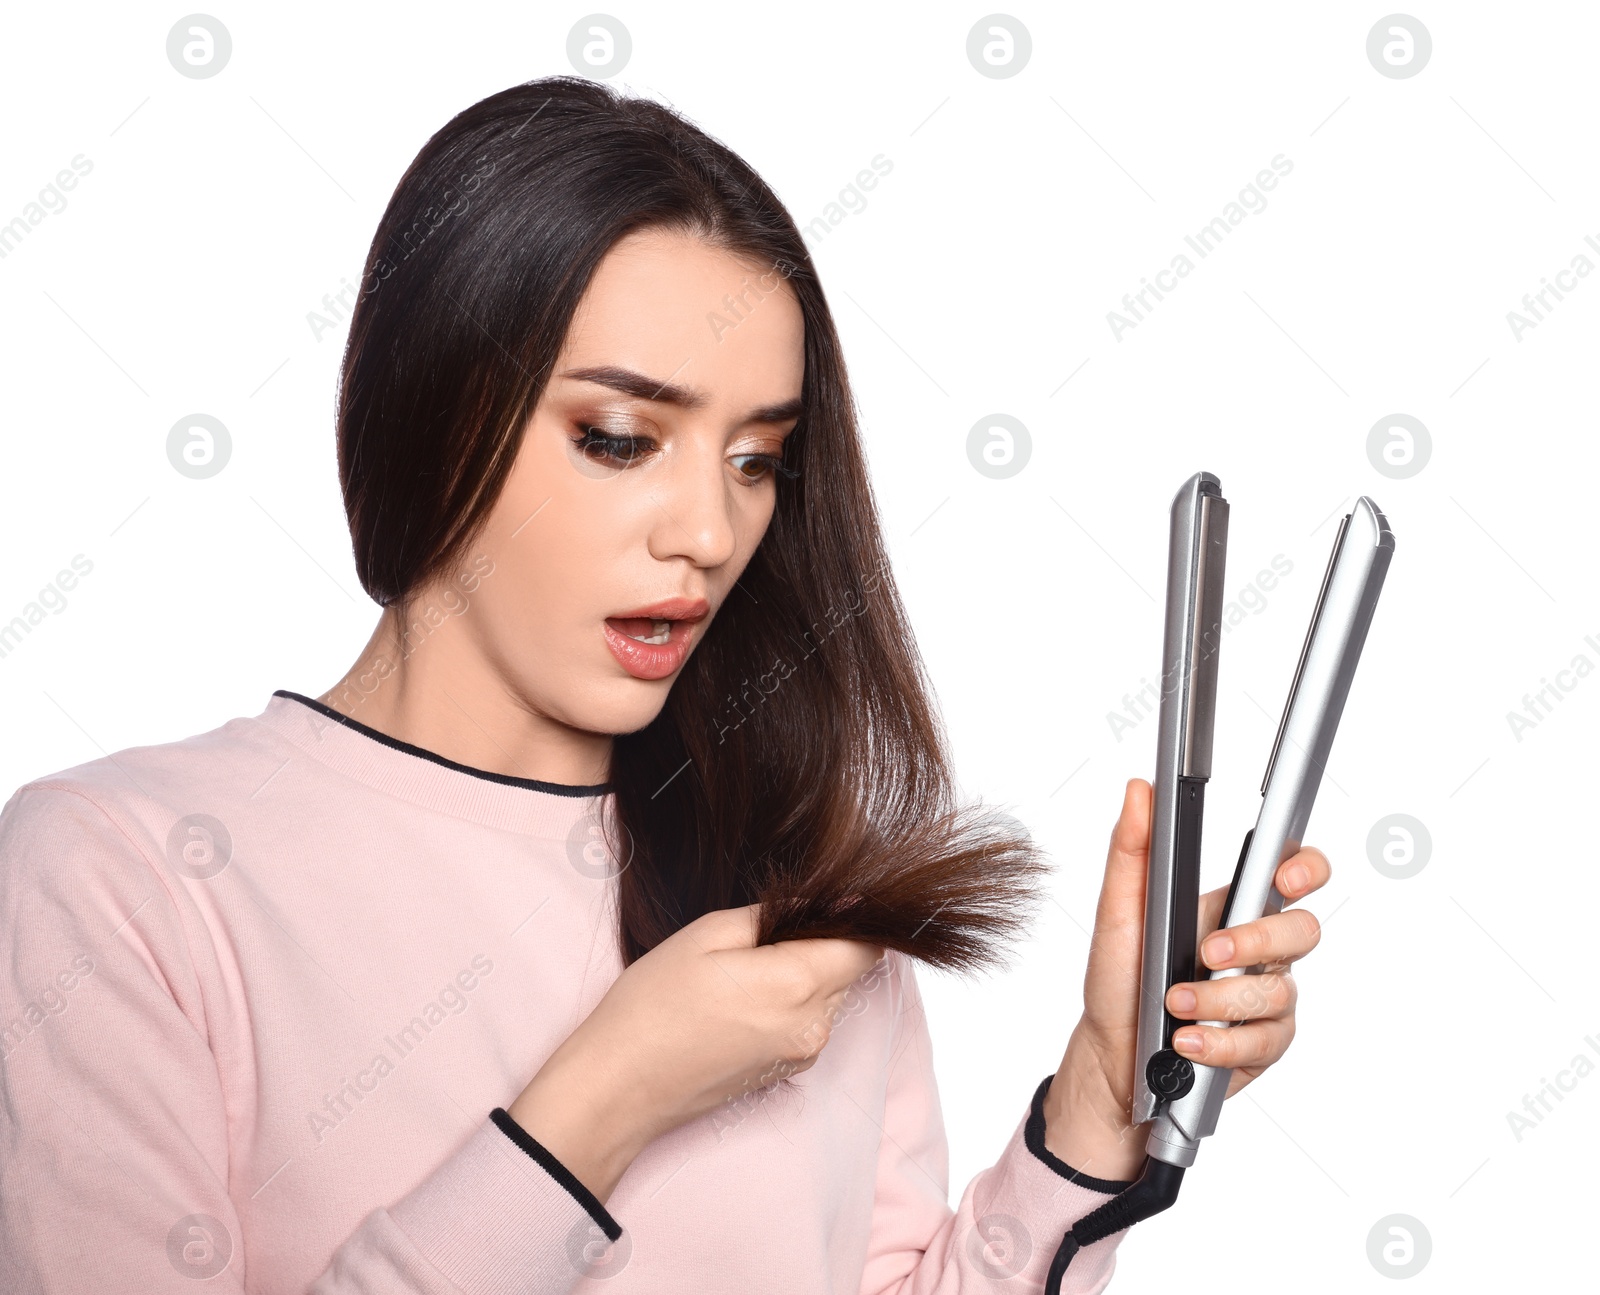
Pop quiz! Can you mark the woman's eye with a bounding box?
[730,453,794,483]
[574,426,653,466]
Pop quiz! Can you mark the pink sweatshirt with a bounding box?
[0,690,1132,1293]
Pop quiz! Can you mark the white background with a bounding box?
[2,3,1594,1289]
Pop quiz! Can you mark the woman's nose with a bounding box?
[646,447,739,569]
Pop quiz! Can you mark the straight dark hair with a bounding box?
[337,76,1048,974]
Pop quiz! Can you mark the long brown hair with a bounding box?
[337,76,1048,976]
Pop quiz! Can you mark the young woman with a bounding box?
[0,77,1329,1293]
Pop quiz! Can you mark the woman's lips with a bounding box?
[602,599,708,681]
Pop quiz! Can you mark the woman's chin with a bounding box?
[565,678,675,739]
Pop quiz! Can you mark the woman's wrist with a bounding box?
[507,1044,651,1204]
[1042,1027,1148,1183]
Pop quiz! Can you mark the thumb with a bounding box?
[1095,778,1152,928]
[688,902,764,952]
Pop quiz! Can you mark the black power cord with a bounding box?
[1043,1156,1186,1295]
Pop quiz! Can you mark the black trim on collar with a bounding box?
[1025,1073,1139,1195]
[272,690,611,798]
[489,1107,623,1241]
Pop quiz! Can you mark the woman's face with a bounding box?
[451,227,805,738]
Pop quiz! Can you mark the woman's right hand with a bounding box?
[507,903,885,1201]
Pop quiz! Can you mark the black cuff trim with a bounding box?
[1024,1074,1138,1195]
[489,1107,623,1241]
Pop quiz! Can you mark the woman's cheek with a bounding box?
[731,489,779,563]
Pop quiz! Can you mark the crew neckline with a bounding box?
[271,690,612,797]
[272,688,608,797]
[246,690,612,838]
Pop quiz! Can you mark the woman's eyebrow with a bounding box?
[562,364,706,407]
[748,395,804,424]
[560,365,802,424]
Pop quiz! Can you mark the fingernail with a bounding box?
[1285,863,1310,892]
[1203,934,1234,967]
[1173,1031,1203,1055]
[1168,987,1197,1012]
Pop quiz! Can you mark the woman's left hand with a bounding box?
[1041,777,1331,1181]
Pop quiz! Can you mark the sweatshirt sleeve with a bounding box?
[858,952,1135,1295]
[0,784,619,1295]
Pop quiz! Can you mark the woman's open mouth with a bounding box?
[609,617,672,646]
[601,597,709,681]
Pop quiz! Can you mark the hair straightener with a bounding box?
[1044,472,1395,1293]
